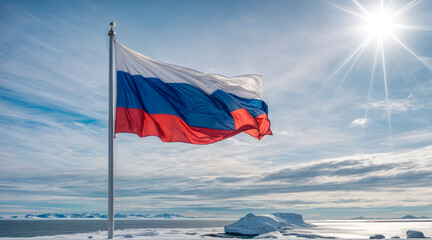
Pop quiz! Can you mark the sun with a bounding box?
[363,10,397,39]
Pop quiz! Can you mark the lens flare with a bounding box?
[364,10,397,39]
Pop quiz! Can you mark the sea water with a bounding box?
[0,220,235,237]
[302,219,432,239]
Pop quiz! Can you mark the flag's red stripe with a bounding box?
[115,107,272,144]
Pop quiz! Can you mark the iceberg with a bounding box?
[271,213,313,228]
[224,213,313,236]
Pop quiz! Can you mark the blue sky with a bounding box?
[0,0,431,219]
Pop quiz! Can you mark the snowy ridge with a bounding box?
[4,213,193,219]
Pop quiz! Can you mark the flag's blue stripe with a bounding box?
[116,71,268,131]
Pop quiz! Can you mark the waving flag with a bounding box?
[114,42,272,144]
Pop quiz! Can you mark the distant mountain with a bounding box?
[351,215,430,220]
[3,213,194,219]
[401,215,429,219]
[351,216,383,220]
[153,213,186,219]
[22,213,108,219]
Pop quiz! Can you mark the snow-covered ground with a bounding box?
[0,219,430,240]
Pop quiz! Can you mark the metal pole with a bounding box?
[108,21,116,239]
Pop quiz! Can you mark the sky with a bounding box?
[0,0,431,220]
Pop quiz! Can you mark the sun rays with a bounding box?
[328,0,432,134]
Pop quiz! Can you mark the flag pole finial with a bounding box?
[108,21,116,36]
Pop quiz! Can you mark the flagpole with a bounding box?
[108,21,115,239]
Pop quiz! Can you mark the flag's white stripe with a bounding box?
[115,42,262,100]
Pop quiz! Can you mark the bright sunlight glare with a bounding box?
[364,10,397,39]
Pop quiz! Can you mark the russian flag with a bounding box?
[114,42,272,144]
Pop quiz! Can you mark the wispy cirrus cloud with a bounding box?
[391,128,432,145]
[366,94,425,113]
